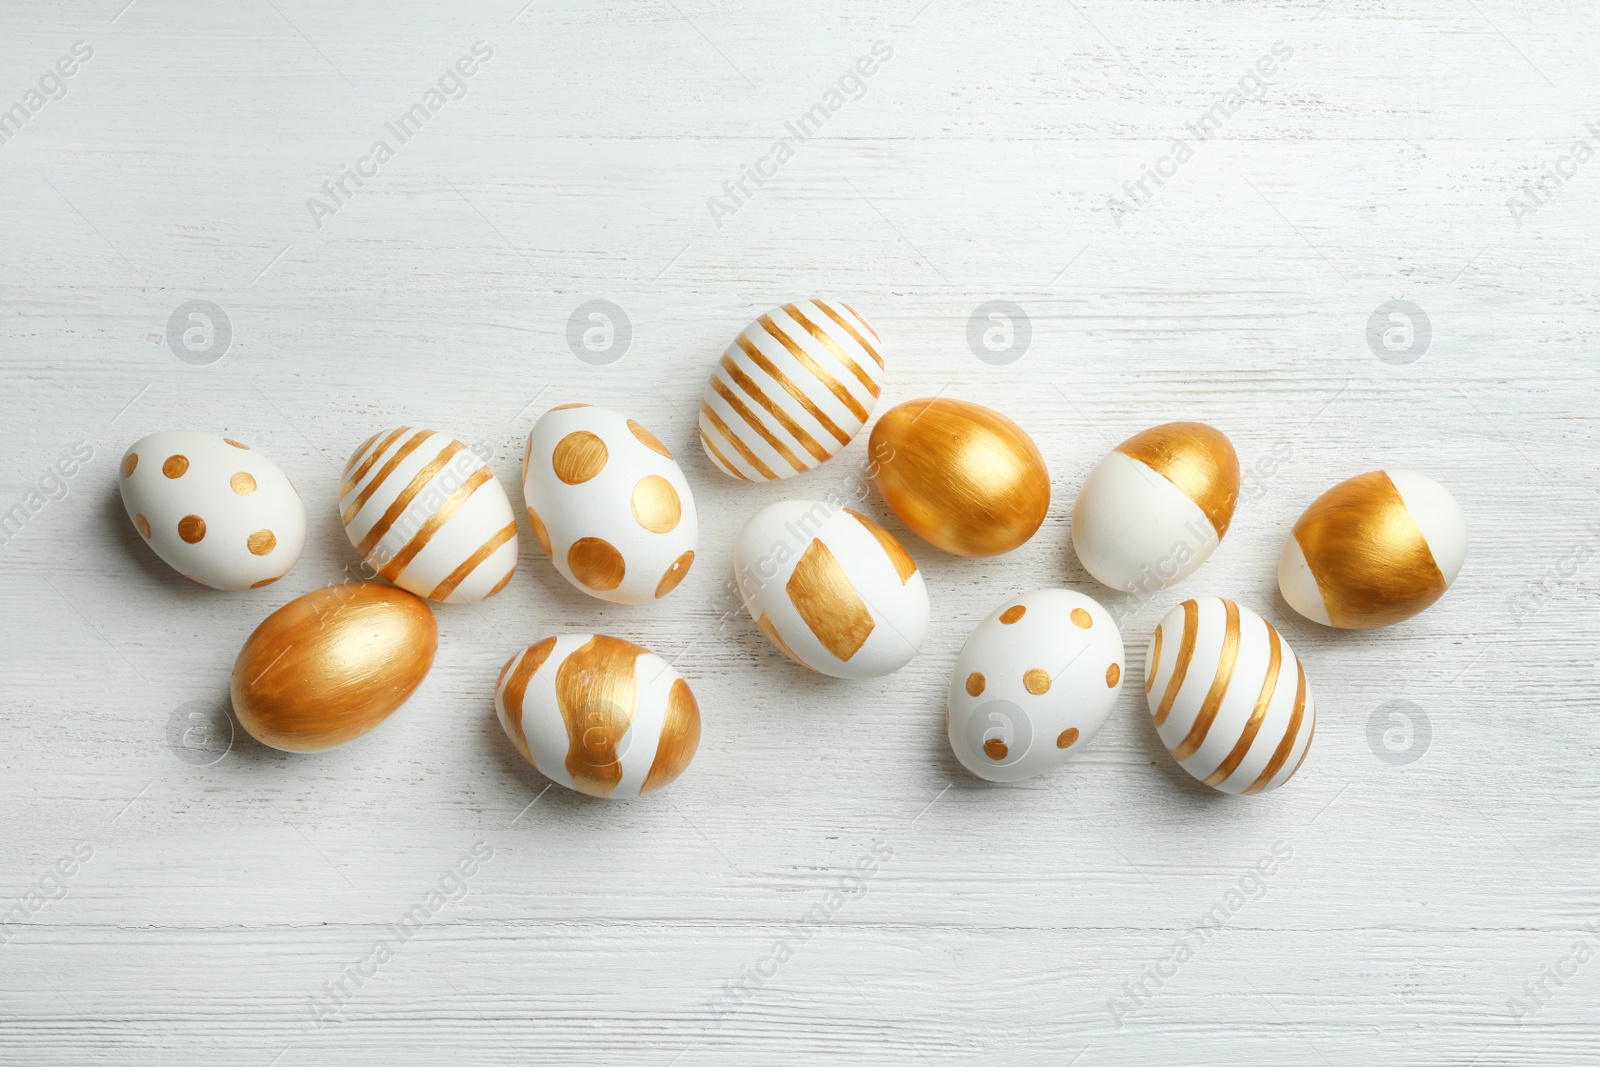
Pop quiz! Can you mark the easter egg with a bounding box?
[733,500,928,679]
[1144,597,1315,795]
[868,398,1049,556]
[946,589,1125,782]
[1071,421,1239,593]
[339,428,517,603]
[231,583,438,752]
[118,430,306,590]
[495,635,701,799]
[522,404,697,604]
[699,299,884,481]
[1278,470,1466,629]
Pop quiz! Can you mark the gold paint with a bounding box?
[247,529,276,556]
[526,505,553,558]
[230,471,257,495]
[122,453,138,477]
[1286,714,1316,782]
[755,611,807,667]
[341,426,410,496]
[733,336,850,446]
[1106,663,1121,687]
[627,419,673,459]
[641,677,701,795]
[630,476,682,534]
[224,439,248,449]
[1071,608,1093,629]
[698,429,749,482]
[178,514,206,543]
[1153,600,1200,727]
[1170,599,1241,762]
[250,576,278,589]
[719,354,831,463]
[486,570,513,598]
[555,635,642,798]
[758,313,869,422]
[700,403,778,481]
[1201,621,1283,788]
[869,398,1050,556]
[1056,728,1080,749]
[1116,422,1240,539]
[655,550,694,599]
[380,467,492,581]
[162,454,190,478]
[1243,657,1308,795]
[844,508,917,584]
[230,583,437,752]
[965,672,985,697]
[711,377,807,474]
[1292,470,1448,629]
[784,303,879,398]
[1145,626,1163,694]
[999,605,1026,625]
[342,429,433,524]
[983,738,1008,761]
[568,536,626,591]
[1023,669,1051,695]
[344,432,380,475]
[429,522,516,600]
[786,539,875,662]
[134,513,151,538]
[550,402,589,411]
[356,440,467,556]
[551,430,608,485]
[813,300,883,370]
[500,637,556,770]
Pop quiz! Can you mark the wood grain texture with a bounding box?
[1,0,1597,1063]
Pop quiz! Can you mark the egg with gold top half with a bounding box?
[1278,469,1465,629]
[868,398,1050,557]
[1071,421,1239,593]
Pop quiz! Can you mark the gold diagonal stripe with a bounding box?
[1171,599,1241,762]
[1202,620,1283,788]
[815,300,883,370]
[735,335,850,446]
[429,521,516,601]
[341,426,411,497]
[719,355,830,463]
[701,402,778,481]
[1285,714,1316,782]
[1145,625,1163,694]
[786,303,879,398]
[710,377,807,473]
[699,428,749,481]
[343,431,381,476]
[341,429,433,526]
[1243,657,1308,795]
[379,466,492,581]
[1153,600,1200,727]
[759,314,869,423]
[841,302,880,344]
[357,441,466,556]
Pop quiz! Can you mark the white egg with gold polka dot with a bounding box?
[119,430,306,590]
[946,589,1125,783]
[522,404,697,605]
[734,499,928,679]
[339,428,517,603]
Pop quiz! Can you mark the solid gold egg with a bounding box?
[231,583,438,752]
[868,398,1050,556]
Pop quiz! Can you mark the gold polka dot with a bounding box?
[231,471,257,495]
[568,536,625,590]
[224,439,249,449]
[526,507,552,558]
[552,431,608,484]
[247,529,276,555]
[1023,669,1051,695]
[1057,728,1080,749]
[628,419,673,459]
[965,672,985,697]
[999,605,1026,624]
[178,515,206,543]
[983,738,1009,761]
[162,454,190,478]
[655,550,694,599]
[250,576,279,588]
[121,453,138,478]
[631,475,681,533]
[134,513,151,538]
[1106,662,1121,687]
[1071,608,1093,629]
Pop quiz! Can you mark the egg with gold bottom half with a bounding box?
[231,584,438,752]
[947,589,1125,783]
[1278,469,1466,629]
[869,397,1050,556]
[495,635,701,799]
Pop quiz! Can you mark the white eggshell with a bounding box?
[119,430,306,590]
[1072,451,1219,592]
[946,589,1125,783]
[1144,597,1315,795]
[339,428,517,604]
[699,299,884,481]
[522,405,698,605]
[734,499,928,679]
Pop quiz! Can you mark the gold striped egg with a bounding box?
[699,299,884,481]
[522,404,697,604]
[495,635,701,799]
[1144,597,1315,795]
[734,499,928,678]
[1071,421,1239,592]
[1279,469,1466,629]
[868,398,1050,556]
[339,428,517,603]
[232,583,438,752]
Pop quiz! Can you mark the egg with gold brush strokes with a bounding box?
[231,584,437,752]
[869,398,1050,557]
[522,404,697,604]
[1071,421,1239,593]
[947,589,1124,783]
[1278,469,1465,629]
[734,499,929,679]
[118,430,306,590]
[495,634,701,799]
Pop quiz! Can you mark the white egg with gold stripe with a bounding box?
[495,634,701,799]
[339,427,517,603]
[733,499,928,679]
[700,299,884,481]
[522,404,697,605]
[1144,597,1316,796]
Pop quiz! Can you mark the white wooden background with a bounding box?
[1,0,1596,1063]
